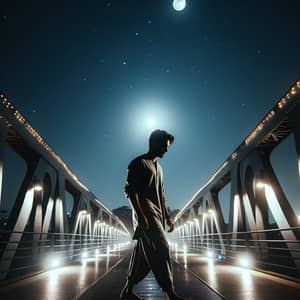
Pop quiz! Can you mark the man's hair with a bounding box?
[149,129,174,149]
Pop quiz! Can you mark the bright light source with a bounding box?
[298,215,300,222]
[238,255,253,268]
[81,251,88,259]
[95,249,99,255]
[146,117,156,130]
[80,210,87,215]
[208,209,214,214]
[34,184,43,191]
[207,250,214,258]
[173,0,186,11]
[45,255,61,269]
[256,181,265,189]
[183,244,187,252]
[217,254,223,260]
[193,218,199,223]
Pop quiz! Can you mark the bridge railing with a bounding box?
[170,226,300,277]
[172,79,300,279]
[0,92,131,281]
[0,228,130,280]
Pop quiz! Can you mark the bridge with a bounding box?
[0,80,300,299]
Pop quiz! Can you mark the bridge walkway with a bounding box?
[78,252,222,300]
[1,251,300,299]
[174,252,300,300]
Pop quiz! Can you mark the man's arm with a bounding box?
[128,192,148,229]
[161,183,174,232]
[124,159,148,229]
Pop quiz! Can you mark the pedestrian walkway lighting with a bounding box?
[207,250,214,258]
[238,255,253,268]
[45,254,61,269]
[34,183,43,191]
[81,250,88,259]
[256,181,265,189]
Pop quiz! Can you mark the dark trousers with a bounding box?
[127,225,174,292]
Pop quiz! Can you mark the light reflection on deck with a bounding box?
[0,254,123,300]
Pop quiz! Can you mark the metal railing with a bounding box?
[170,226,300,278]
[0,230,131,281]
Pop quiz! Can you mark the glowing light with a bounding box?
[81,251,88,259]
[238,255,253,268]
[256,181,265,189]
[34,184,43,191]
[45,255,61,269]
[79,210,88,215]
[95,249,99,255]
[217,254,223,260]
[208,209,214,214]
[173,0,186,11]
[298,215,300,222]
[146,117,156,130]
[207,250,214,258]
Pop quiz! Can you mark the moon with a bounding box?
[173,0,186,11]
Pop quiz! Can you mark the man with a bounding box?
[120,130,184,300]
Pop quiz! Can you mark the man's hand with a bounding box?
[167,219,174,233]
[138,215,149,230]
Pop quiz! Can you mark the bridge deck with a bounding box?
[174,253,300,300]
[1,251,300,299]
[0,253,124,300]
[78,253,222,300]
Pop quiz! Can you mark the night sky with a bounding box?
[1,1,300,217]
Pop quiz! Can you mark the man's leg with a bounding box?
[120,239,150,299]
[127,239,151,286]
[141,225,185,300]
[140,226,174,293]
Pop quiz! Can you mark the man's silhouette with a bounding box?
[120,130,184,300]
